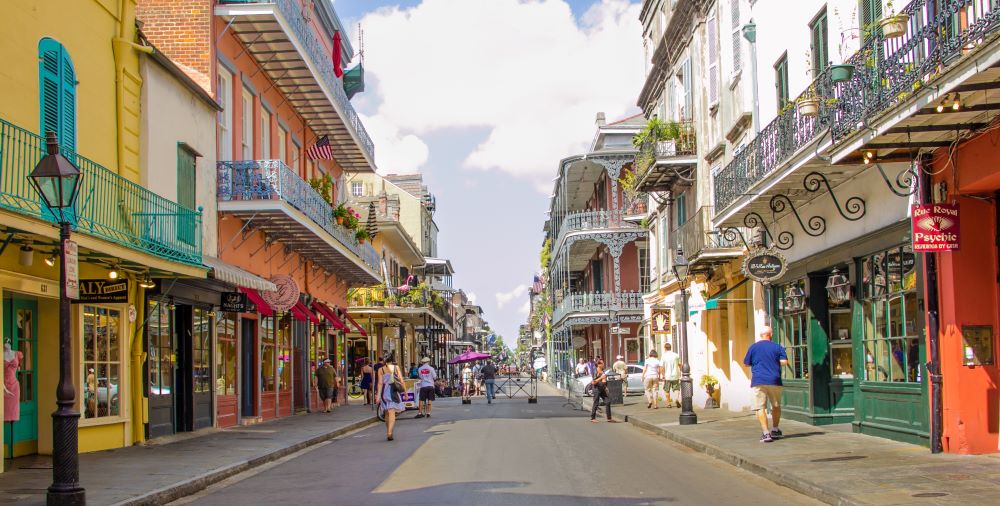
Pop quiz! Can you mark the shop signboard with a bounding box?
[262,275,300,312]
[742,249,787,284]
[75,279,129,303]
[220,292,248,313]
[651,307,671,334]
[911,203,959,251]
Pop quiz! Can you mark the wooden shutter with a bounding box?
[708,16,719,104]
[38,38,76,154]
[682,59,693,120]
[177,146,197,244]
[859,0,882,42]
[811,9,829,77]
[731,0,742,73]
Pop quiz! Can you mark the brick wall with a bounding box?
[136,0,212,92]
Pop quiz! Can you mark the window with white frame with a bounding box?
[352,181,364,197]
[217,66,233,160]
[278,127,287,164]
[291,143,300,173]
[260,108,271,159]
[241,89,254,159]
[82,305,123,420]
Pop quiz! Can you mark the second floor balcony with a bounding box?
[675,206,747,269]
[0,117,202,266]
[552,291,643,326]
[553,209,643,255]
[217,159,380,284]
[634,121,697,193]
[348,285,454,329]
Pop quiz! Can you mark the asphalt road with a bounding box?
[177,386,821,506]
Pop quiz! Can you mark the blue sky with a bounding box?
[334,0,644,342]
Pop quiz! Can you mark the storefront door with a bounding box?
[147,300,175,438]
[3,296,38,457]
[240,318,256,417]
[625,337,641,363]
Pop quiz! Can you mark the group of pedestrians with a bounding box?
[460,360,499,403]
[640,344,682,410]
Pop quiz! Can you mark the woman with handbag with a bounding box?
[375,352,407,441]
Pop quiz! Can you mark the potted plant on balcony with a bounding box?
[309,174,334,205]
[700,374,720,408]
[879,1,909,40]
[831,7,858,83]
[355,228,370,244]
[333,203,347,225]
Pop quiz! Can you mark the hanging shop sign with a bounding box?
[220,292,248,313]
[911,203,960,251]
[742,249,787,283]
[651,307,671,334]
[74,279,129,303]
[261,275,300,312]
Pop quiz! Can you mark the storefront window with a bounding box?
[827,267,854,378]
[775,279,808,380]
[278,316,292,391]
[83,305,122,419]
[861,245,920,383]
[261,316,275,392]
[193,308,212,394]
[217,313,237,395]
[147,301,172,399]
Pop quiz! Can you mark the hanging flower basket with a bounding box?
[830,64,855,83]
[879,13,909,40]
[797,97,820,117]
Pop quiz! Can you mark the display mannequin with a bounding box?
[4,341,21,422]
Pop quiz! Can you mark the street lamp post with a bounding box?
[672,248,697,425]
[29,132,85,505]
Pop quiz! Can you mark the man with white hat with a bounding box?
[415,357,436,418]
[612,354,628,396]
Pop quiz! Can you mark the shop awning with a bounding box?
[239,287,273,317]
[203,256,277,292]
[311,301,347,331]
[292,301,320,324]
[705,278,749,310]
[344,313,368,337]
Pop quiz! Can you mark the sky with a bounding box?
[334,0,645,342]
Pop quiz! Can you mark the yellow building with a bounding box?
[0,0,205,470]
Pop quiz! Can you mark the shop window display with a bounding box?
[193,308,212,394]
[827,267,853,378]
[83,305,121,419]
[217,314,237,395]
[861,245,920,383]
[261,316,276,392]
[278,316,292,391]
[775,279,808,379]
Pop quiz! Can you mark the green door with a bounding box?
[4,296,39,456]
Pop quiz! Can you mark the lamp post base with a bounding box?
[679,374,698,425]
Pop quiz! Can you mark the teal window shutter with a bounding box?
[37,38,76,154]
[177,145,197,245]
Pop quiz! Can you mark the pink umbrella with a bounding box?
[448,351,492,365]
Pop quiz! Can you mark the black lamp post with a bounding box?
[28,131,85,506]
[672,248,697,425]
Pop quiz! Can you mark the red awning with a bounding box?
[311,301,347,331]
[239,287,273,317]
[344,313,368,337]
[292,301,320,324]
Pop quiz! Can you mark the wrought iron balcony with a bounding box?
[713,0,1000,216]
[552,291,643,325]
[554,209,642,251]
[217,0,375,171]
[217,159,380,282]
[675,206,747,268]
[0,118,203,265]
[635,121,697,192]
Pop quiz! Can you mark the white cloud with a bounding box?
[359,0,644,190]
[519,300,531,315]
[360,113,430,174]
[495,284,529,309]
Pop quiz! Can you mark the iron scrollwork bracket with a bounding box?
[721,227,750,249]
[874,162,919,197]
[769,194,826,237]
[743,212,794,250]
[803,171,866,221]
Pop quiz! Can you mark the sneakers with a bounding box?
[770,428,783,439]
[760,432,774,443]
[415,414,425,418]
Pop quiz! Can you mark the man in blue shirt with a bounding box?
[743,326,788,443]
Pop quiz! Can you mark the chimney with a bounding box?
[595,112,606,127]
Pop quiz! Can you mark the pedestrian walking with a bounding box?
[642,350,662,409]
[589,359,617,423]
[743,326,788,443]
[375,352,407,441]
[461,363,473,398]
[574,358,588,378]
[481,360,498,404]
[472,361,483,396]
[359,358,375,405]
[415,357,436,418]
[662,343,681,407]
[315,359,337,413]
[612,355,627,396]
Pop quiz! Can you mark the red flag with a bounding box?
[333,31,344,78]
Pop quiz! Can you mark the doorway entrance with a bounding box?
[3,296,38,458]
[240,317,257,418]
[147,301,214,438]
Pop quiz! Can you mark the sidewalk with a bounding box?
[0,405,377,506]
[607,396,1000,505]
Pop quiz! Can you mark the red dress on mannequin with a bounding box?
[4,351,21,422]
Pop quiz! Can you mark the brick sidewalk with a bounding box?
[0,405,376,506]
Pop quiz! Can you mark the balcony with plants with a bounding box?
[713,0,1000,221]
[629,118,697,193]
[217,159,380,283]
[0,117,202,266]
[347,282,454,328]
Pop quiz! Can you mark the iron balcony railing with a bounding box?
[675,206,747,262]
[219,0,375,165]
[713,0,1000,215]
[554,209,642,249]
[216,159,380,271]
[634,120,697,177]
[0,118,203,265]
[553,291,643,324]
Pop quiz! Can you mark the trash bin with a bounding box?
[606,376,624,405]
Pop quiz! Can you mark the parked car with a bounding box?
[575,364,644,396]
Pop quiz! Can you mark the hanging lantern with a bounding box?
[825,268,851,304]
[785,284,807,312]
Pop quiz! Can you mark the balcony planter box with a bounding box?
[879,13,909,40]
[797,97,820,117]
[830,64,855,83]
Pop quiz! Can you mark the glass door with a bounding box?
[4,296,38,457]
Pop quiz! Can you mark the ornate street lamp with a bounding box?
[672,248,697,425]
[29,131,85,505]
[825,268,851,305]
[785,284,807,312]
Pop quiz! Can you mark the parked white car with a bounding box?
[575,364,644,396]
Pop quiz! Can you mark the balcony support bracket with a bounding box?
[744,212,794,250]
[803,172,866,221]
[769,195,825,237]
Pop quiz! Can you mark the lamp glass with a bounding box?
[787,285,806,312]
[825,269,851,304]
[673,249,689,280]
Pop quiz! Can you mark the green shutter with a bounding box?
[177,146,197,244]
[676,194,687,226]
[775,55,789,111]
[859,0,883,41]
[811,9,829,75]
[38,38,76,154]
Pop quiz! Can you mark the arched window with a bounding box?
[38,38,76,153]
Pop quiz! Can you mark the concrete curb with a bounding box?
[114,416,378,506]
[614,413,867,506]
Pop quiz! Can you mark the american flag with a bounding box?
[306,135,334,160]
[532,274,543,294]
